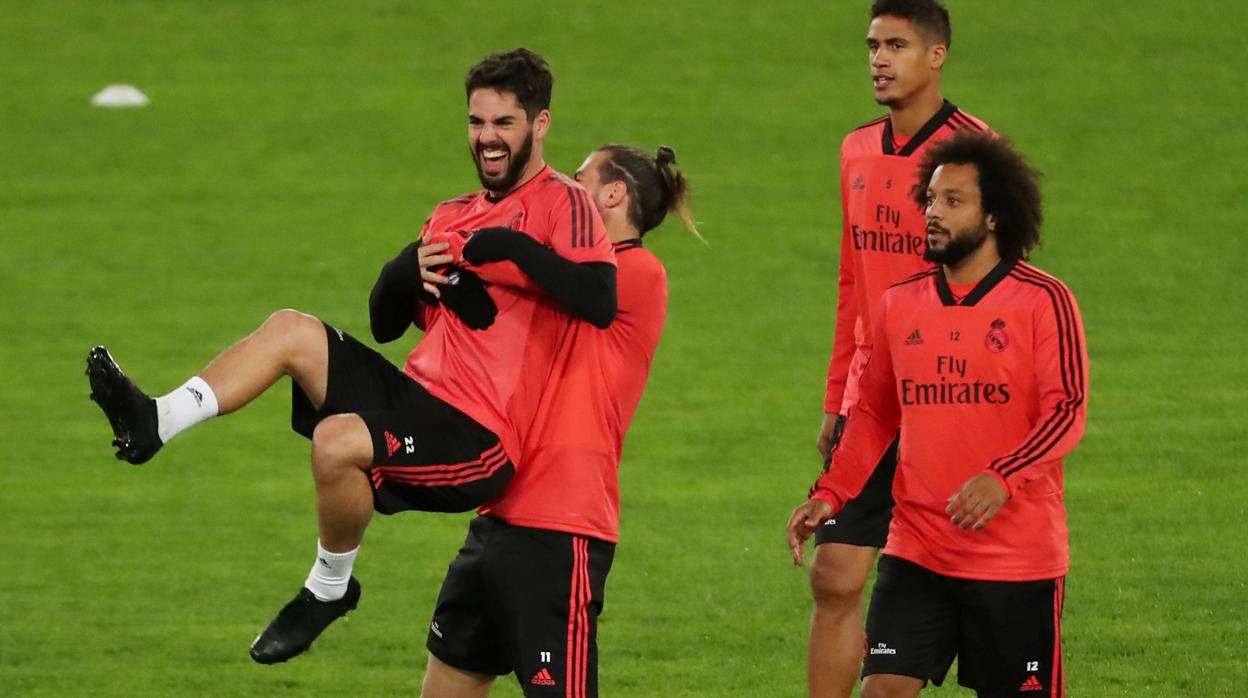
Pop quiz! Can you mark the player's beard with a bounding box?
[472,130,534,196]
[923,219,990,267]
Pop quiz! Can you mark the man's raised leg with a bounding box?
[87,308,328,463]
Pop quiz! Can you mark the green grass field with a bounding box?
[3,1,1246,695]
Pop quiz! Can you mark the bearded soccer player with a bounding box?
[84,48,617,664]
[788,130,1087,698]
[416,145,698,698]
[808,2,993,695]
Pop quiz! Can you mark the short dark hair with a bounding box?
[871,0,952,48]
[912,131,1044,261]
[464,48,553,119]
[596,145,700,240]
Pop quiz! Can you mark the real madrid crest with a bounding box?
[985,319,1009,353]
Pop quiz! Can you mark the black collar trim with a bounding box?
[613,238,644,252]
[883,100,958,157]
[935,258,1017,307]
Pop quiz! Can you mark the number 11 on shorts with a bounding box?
[540,651,552,663]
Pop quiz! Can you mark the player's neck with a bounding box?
[889,86,944,137]
[492,157,548,198]
[943,240,1001,286]
[606,223,642,243]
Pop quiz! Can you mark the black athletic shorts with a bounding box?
[427,516,615,697]
[290,322,513,514]
[814,436,899,548]
[863,555,1066,697]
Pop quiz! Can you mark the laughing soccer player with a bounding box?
[85,48,618,665]
[417,144,698,698]
[808,2,992,695]
[788,131,1087,698]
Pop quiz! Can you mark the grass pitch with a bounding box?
[2,1,1245,695]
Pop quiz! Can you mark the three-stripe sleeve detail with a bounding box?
[564,185,595,248]
[989,266,1086,481]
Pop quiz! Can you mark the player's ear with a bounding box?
[604,180,628,209]
[985,213,997,233]
[929,43,947,71]
[532,109,551,141]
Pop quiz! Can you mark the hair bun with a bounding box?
[655,145,677,166]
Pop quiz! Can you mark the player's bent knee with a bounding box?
[311,414,374,477]
[810,546,872,603]
[263,309,323,346]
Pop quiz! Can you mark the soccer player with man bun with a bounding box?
[788,130,1087,698]
[418,144,697,698]
[85,48,617,665]
[807,1,992,695]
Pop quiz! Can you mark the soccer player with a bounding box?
[808,2,992,695]
[85,48,617,664]
[417,144,698,698]
[788,130,1087,698]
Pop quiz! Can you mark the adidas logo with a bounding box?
[904,329,923,345]
[530,668,556,686]
[1019,675,1044,692]
[853,174,866,190]
[384,431,402,457]
[186,386,204,406]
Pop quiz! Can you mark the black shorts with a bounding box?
[863,555,1066,697]
[814,436,899,548]
[291,322,513,514]
[428,516,615,697]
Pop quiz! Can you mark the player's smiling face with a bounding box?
[867,16,944,107]
[468,88,548,195]
[923,163,995,266]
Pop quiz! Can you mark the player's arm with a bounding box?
[947,288,1089,530]
[818,167,859,457]
[789,302,901,565]
[463,226,617,329]
[368,240,452,342]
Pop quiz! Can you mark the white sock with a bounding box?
[154,376,219,443]
[305,541,358,602]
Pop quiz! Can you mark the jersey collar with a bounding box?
[883,100,958,157]
[613,238,643,252]
[935,258,1016,307]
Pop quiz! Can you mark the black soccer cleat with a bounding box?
[86,345,162,464]
[249,577,362,665]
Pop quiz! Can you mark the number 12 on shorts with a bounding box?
[1025,660,1039,671]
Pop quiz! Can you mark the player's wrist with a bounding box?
[985,469,1013,499]
[807,488,839,511]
